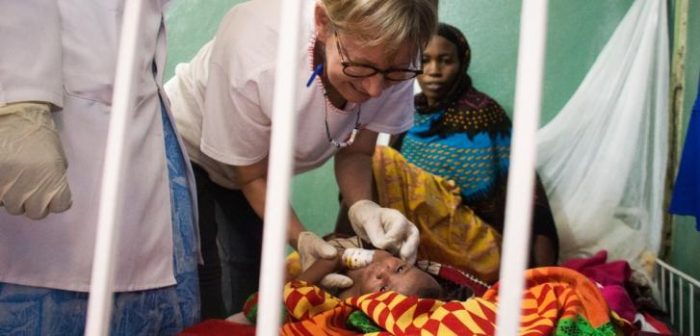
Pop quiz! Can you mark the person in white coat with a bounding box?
[0,1,200,334]
[165,0,437,317]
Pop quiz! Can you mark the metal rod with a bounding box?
[661,264,667,310]
[691,286,695,336]
[671,273,675,323]
[680,277,684,334]
[658,259,700,288]
[84,0,144,335]
[495,0,549,334]
[255,0,304,334]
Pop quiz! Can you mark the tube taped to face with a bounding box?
[342,248,375,269]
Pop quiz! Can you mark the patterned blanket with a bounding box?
[280,267,620,336]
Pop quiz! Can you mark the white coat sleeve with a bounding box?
[0,0,63,106]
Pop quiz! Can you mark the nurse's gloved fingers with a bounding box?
[398,224,419,265]
[30,177,72,219]
[298,231,338,272]
[47,178,72,214]
[0,102,71,220]
[21,172,72,219]
[23,191,51,220]
[370,208,412,255]
[3,193,26,216]
[320,273,354,289]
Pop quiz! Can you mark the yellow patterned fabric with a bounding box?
[285,252,302,280]
[281,281,357,336]
[280,267,618,336]
[372,146,502,283]
[482,267,612,329]
[283,281,343,321]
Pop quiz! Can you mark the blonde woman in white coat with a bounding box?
[0,1,200,334]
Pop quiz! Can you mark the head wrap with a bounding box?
[415,23,510,140]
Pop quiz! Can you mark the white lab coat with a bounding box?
[0,0,197,292]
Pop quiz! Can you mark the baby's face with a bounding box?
[338,250,439,299]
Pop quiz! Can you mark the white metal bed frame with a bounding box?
[81,0,694,335]
[657,258,700,335]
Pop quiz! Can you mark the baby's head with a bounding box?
[338,250,442,299]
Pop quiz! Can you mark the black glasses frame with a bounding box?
[334,31,422,82]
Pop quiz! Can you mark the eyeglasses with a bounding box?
[334,31,422,82]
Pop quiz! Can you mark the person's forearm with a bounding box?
[287,214,306,250]
[335,130,377,206]
[335,151,373,206]
[239,175,267,218]
[236,161,307,249]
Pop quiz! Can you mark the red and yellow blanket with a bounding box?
[280,267,620,336]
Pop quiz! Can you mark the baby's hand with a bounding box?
[297,254,353,289]
[314,254,343,271]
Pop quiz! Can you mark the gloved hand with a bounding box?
[348,200,419,265]
[297,231,354,289]
[0,102,72,219]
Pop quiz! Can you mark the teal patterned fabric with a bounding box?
[402,22,558,258]
[0,106,200,335]
[401,23,512,204]
[402,107,511,203]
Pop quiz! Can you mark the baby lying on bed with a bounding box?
[227,235,443,325]
[301,246,443,299]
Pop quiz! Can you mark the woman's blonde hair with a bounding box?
[320,0,438,64]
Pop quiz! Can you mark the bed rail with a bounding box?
[657,259,700,335]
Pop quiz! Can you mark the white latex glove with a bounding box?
[348,200,419,265]
[0,102,72,219]
[297,231,354,289]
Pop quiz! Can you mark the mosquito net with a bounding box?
[536,0,669,272]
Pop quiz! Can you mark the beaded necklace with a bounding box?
[307,63,361,149]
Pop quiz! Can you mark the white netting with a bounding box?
[536,0,669,272]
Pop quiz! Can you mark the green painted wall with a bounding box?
[165,1,700,280]
[437,1,636,123]
[165,0,246,80]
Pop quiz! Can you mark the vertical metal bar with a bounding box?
[495,0,548,334]
[85,0,144,334]
[661,265,667,310]
[690,285,695,336]
[656,259,700,333]
[670,273,675,323]
[255,0,304,335]
[680,278,684,334]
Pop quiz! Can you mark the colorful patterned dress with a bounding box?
[395,23,559,261]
